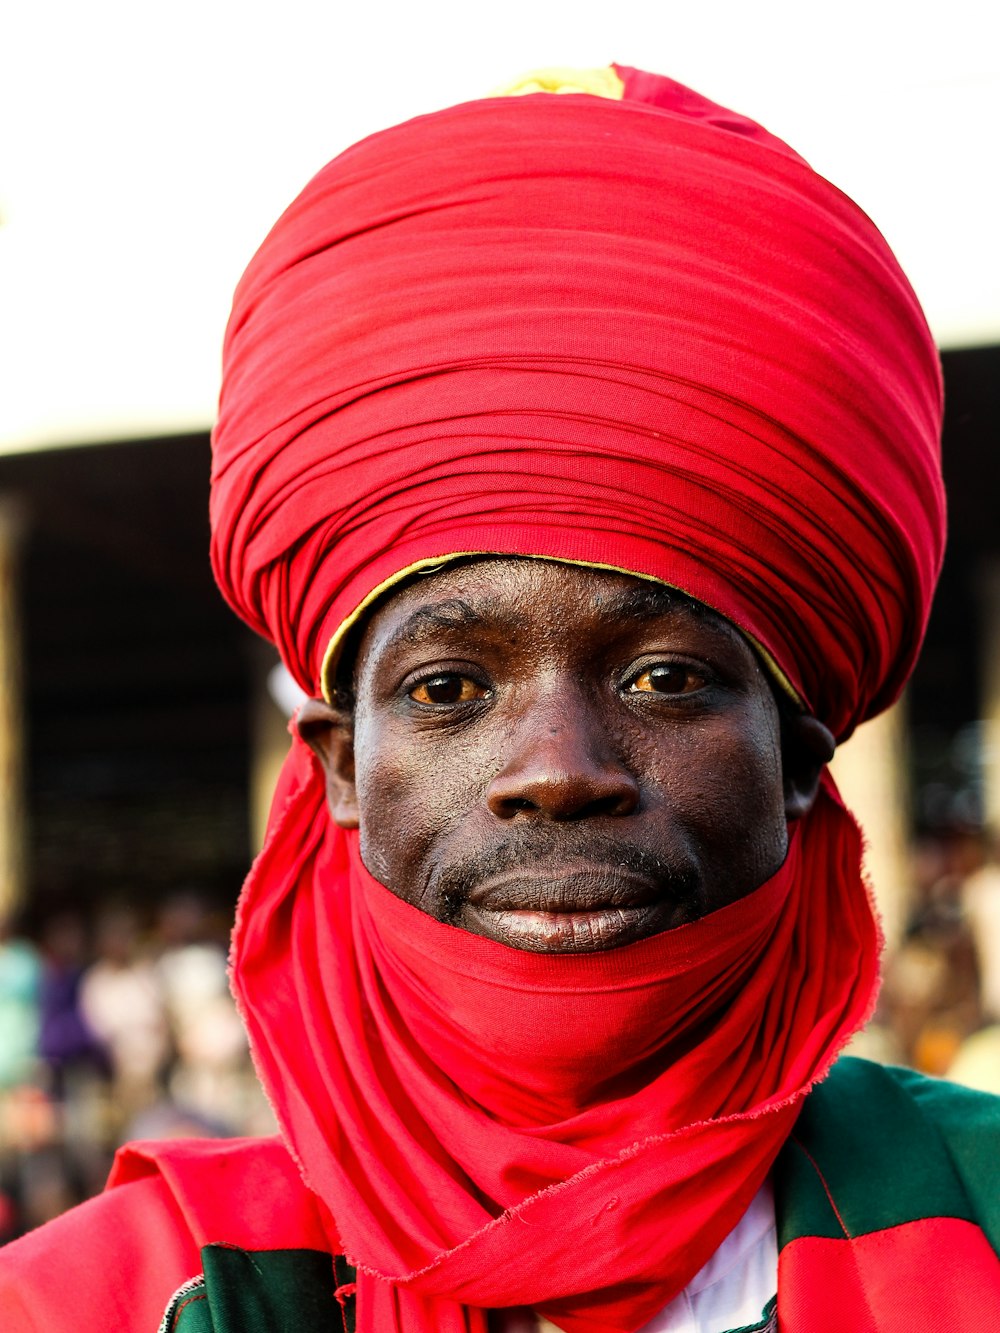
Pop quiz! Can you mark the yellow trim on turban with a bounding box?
[489,66,625,101]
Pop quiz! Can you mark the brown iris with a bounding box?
[630,664,705,695]
[410,675,487,705]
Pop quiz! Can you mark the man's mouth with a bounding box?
[456,863,700,952]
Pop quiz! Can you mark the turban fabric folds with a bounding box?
[210,67,945,1333]
[211,64,945,741]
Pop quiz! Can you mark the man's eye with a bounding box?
[629,664,706,695]
[409,675,487,705]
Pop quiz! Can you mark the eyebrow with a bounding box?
[382,583,719,653]
[591,582,706,623]
[381,598,489,653]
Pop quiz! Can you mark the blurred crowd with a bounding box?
[851,829,1000,1090]
[3,832,1000,1243]
[0,893,274,1243]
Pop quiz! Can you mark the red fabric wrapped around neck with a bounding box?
[211,63,944,739]
[232,761,877,1333]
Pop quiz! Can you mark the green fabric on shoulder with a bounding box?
[775,1056,1000,1249]
[888,1061,1000,1254]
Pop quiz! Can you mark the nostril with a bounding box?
[487,770,640,821]
[580,790,639,820]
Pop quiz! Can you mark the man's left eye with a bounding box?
[629,664,707,695]
[409,675,487,705]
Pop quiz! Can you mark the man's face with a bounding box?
[308,558,819,953]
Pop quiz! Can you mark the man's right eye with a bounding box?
[408,675,488,705]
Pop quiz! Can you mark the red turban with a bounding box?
[211,63,944,741]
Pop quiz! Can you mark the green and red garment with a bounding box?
[3,1058,999,1331]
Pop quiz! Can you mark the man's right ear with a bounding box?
[295,697,359,829]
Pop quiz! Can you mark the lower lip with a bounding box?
[469,904,665,952]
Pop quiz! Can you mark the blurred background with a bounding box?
[0,0,998,1240]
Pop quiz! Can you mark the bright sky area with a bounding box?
[1,0,997,453]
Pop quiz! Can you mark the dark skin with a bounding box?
[298,558,835,953]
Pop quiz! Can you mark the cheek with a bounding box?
[643,708,787,884]
[708,714,788,881]
[351,714,493,890]
[352,719,418,885]
[645,708,781,807]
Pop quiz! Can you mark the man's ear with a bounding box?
[781,711,836,821]
[295,697,359,829]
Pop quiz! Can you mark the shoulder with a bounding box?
[107,1133,327,1247]
[873,1059,1000,1247]
[803,1052,1000,1126]
[0,1136,327,1333]
[780,1056,1000,1250]
[0,1166,199,1332]
[774,1059,1000,1326]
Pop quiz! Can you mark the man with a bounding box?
[3,64,999,1332]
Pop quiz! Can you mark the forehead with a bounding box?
[351,557,751,671]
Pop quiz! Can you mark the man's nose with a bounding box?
[485,696,640,820]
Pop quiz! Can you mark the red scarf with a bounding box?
[232,743,878,1333]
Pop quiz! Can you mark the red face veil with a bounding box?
[208,66,945,1333]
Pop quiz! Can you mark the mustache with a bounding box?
[432,827,701,912]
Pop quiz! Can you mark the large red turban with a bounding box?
[211,63,944,740]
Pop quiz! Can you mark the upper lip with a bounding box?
[466,863,664,914]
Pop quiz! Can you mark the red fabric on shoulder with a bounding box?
[777,1218,1000,1330]
[0,1172,199,1332]
[109,1135,334,1252]
[0,1136,334,1332]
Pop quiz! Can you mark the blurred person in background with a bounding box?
[0,914,42,1242]
[37,913,107,1098]
[3,64,1000,1332]
[881,832,983,1075]
[947,831,1000,1095]
[78,906,169,1134]
[155,893,262,1133]
[0,915,40,1094]
[36,913,112,1207]
[962,830,1000,1025]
